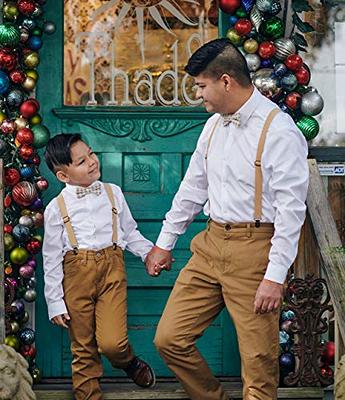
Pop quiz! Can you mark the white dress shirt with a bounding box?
[43,181,153,320]
[156,87,309,284]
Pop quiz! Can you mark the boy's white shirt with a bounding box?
[43,181,153,320]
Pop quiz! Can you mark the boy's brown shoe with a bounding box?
[124,356,156,388]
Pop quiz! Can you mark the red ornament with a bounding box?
[235,19,252,36]
[285,54,303,71]
[258,42,276,59]
[320,366,333,379]
[1,119,17,135]
[20,344,37,358]
[4,224,13,234]
[26,238,42,254]
[321,341,335,365]
[12,181,38,207]
[10,70,26,84]
[19,99,39,119]
[19,144,34,160]
[36,178,49,191]
[285,92,302,110]
[31,155,41,166]
[0,48,18,71]
[219,0,241,14]
[17,0,36,16]
[4,194,12,208]
[295,66,310,85]
[16,128,34,145]
[4,168,21,186]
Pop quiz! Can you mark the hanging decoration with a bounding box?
[1,0,55,383]
[222,0,323,141]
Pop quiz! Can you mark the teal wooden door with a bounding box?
[35,2,240,378]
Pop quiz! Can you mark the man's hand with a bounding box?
[52,313,70,328]
[254,279,284,314]
[145,245,173,276]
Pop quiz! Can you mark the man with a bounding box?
[146,38,309,400]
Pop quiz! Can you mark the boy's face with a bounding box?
[56,140,101,187]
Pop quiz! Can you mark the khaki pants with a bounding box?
[63,246,134,400]
[154,221,279,400]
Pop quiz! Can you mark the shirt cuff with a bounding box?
[140,243,154,262]
[264,262,289,284]
[156,232,178,251]
[48,300,68,321]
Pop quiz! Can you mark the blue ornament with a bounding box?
[279,352,295,372]
[280,73,298,92]
[273,63,287,78]
[261,59,272,68]
[0,70,10,95]
[18,327,35,345]
[241,0,255,13]
[228,15,238,25]
[279,330,290,345]
[6,89,24,108]
[12,224,31,242]
[20,166,34,178]
[28,35,43,50]
[281,310,295,321]
[279,103,289,113]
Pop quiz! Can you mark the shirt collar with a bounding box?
[235,86,262,128]
[64,180,102,195]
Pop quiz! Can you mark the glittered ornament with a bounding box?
[226,28,244,46]
[235,18,252,35]
[243,38,258,53]
[0,23,20,47]
[18,327,35,345]
[10,246,29,264]
[23,51,39,68]
[285,92,301,110]
[258,41,276,59]
[18,0,36,16]
[12,181,38,206]
[0,48,18,71]
[259,16,284,39]
[301,90,324,116]
[19,264,34,278]
[5,335,20,350]
[280,72,298,91]
[21,344,37,358]
[252,68,282,99]
[31,367,41,384]
[245,53,261,71]
[220,0,241,14]
[20,98,39,118]
[15,116,28,129]
[22,18,36,31]
[6,88,24,108]
[26,238,41,254]
[4,233,15,252]
[19,144,34,160]
[43,21,56,35]
[321,366,334,379]
[295,65,310,85]
[10,69,26,84]
[1,119,16,134]
[267,0,281,15]
[285,54,303,71]
[296,115,320,140]
[274,38,296,61]
[16,127,34,145]
[24,289,37,302]
[0,70,10,95]
[13,224,31,242]
[4,168,21,186]
[3,2,20,20]
[32,124,50,148]
[261,59,272,68]
[4,224,13,234]
[279,352,295,372]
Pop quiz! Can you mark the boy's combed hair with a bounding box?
[185,38,251,87]
[44,133,82,173]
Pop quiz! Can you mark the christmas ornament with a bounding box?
[22,76,36,91]
[18,328,35,345]
[226,28,244,46]
[4,224,13,233]
[3,2,20,20]
[273,38,296,61]
[220,0,241,14]
[1,119,16,134]
[26,238,41,254]
[36,177,49,191]
[256,0,274,13]
[43,21,56,35]
[20,166,34,178]
[4,233,15,252]
[243,38,258,53]
[32,5,43,18]
[5,335,20,350]
[31,114,42,125]
[235,18,252,35]
[10,69,26,84]
[267,0,281,15]
[12,181,38,206]
[301,90,324,116]
[20,98,39,118]
[11,299,25,314]
[259,16,284,39]
[12,224,31,242]
[229,15,238,25]
[250,6,263,31]
[32,211,44,227]
[20,27,30,43]
[241,0,255,14]
[19,144,34,160]
[245,53,261,71]
[19,264,34,278]
[320,366,333,379]
[32,27,42,36]
[281,310,295,321]
[235,7,247,18]
[27,259,37,269]
[0,23,20,47]
[27,276,37,288]
[24,289,37,302]
[28,35,43,50]
[321,341,335,365]
[296,115,319,140]
[258,41,276,59]
[252,68,282,99]
[25,69,38,80]
[6,88,24,107]
[15,116,28,129]
[23,51,39,68]
[19,215,34,227]
[10,247,29,264]
[273,63,288,78]
[281,319,293,333]
[0,70,10,94]
[22,18,36,31]
[0,48,18,71]
[18,0,36,16]
[295,66,310,85]
[279,352,295,372]
[10,321,20,334]
[285,92,301,110]
[4,168,21,186]
[280,72,298,91]
[32,124,50,148]
[16,127,34,144]
[21,344,37,358]
[261,59,272,68]
[31,367,41,384]
[285,54,303,71]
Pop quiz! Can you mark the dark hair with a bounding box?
[185,38,251,86]
[44,133,82,173]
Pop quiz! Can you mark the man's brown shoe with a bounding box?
[124,356,156,388]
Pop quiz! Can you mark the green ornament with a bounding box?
[259,16,284,39]
[235,7,247,17]
[32,124,50,148]
[10,247,29,265]
[5,335,20,351]
[226,28,244,46]
[32,27,43,37]
[3,2,19,20]
[0,23,20,47]
[4,233,15,252]
[296,115,319,141]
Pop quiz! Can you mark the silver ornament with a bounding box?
[274,38,296,61]
[6,89,24,108]
[280,72,298,91]
[11,321,20,334]
[19,215,34,228]
[245,53,261,72]
[43,21,56,35]
[24,289,37,303]
[256,0,273,13]
[252,68,282,99]
[27,276,37,289]
[301,91,324,116]
[22,18,36,31]
[32,6,43,18]
[250,6,263,31]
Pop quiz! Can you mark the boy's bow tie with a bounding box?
[222,112,241,127]
[76,182,102,198]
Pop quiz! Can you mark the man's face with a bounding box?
[57,140,101,187]
[194,73,228,114]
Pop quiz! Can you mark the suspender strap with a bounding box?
[56,194,79,253]
[205,116,222,173]
[103,183,118,248]
[254,108,280,227]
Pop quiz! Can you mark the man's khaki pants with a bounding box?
[63,246,134,400]
[154,221,280,400]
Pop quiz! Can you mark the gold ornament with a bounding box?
[22,76,36,91]
[25,69,38,81]
[23,52,40,68]
[30,114,42,125]
[243,38,259,54]
[0,111,7,123]
[15,117,28,129]
[226,28,244,46]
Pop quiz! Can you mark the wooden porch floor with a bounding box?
[33,378,329,400]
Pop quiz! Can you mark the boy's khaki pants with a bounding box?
[63,246,134,400]
[154,221,280,400]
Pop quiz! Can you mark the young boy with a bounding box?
[43,133,156,400]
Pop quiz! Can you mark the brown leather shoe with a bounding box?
[124,356,156,388]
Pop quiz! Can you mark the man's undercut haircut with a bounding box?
[44,133,82,173]
[185,38,251,87]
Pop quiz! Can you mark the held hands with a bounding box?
[254,279,284,314]
[52,313,70,329]
[145,245,174,277]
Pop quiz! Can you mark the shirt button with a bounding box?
[225,224,231,231]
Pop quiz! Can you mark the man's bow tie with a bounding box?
[222,112,241,127]
[76,182,102,199]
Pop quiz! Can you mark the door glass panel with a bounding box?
[64,0,218,106]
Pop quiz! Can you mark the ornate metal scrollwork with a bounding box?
[283,275,334,387]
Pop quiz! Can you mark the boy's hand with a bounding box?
[145,246,174,276]
[52,313,70,328]
[254,279,284,314]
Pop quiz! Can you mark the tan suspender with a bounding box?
[56,183,118,252]
[205,108,280,227]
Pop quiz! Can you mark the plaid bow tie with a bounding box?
[222,112,241,127]
[76,182,102,199]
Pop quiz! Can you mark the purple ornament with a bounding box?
[11,299,25,315]
[27,258,37,269]
[7,277,18,289]
[261,59,272,68]
[279,352,295,372]
[19,264,34,278]
[273,63,287,78]
[241,0,255,13]
[30,197,43,210]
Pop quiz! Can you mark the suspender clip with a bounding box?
[254,160,261,167]
[255,219,261,228]
[112,207,118,215]
[73,247,79,255]
[63,216,70,224]
[113,243,117,250]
